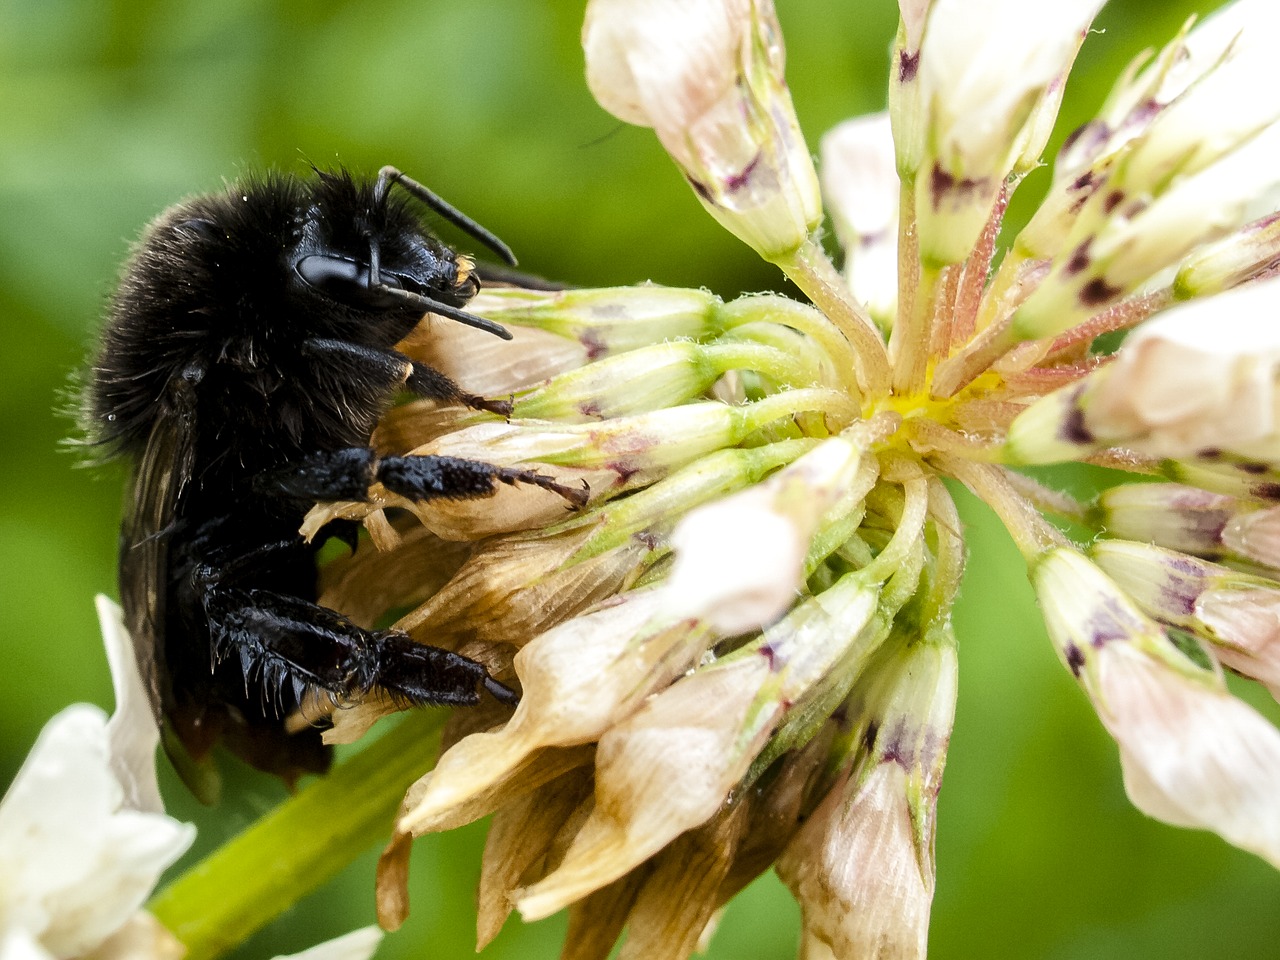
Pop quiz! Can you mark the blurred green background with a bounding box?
[3,0,1277,958]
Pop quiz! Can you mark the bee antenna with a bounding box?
[376,165,518,267]
[376,285,514,341]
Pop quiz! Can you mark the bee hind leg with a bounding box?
[199,583,517,712]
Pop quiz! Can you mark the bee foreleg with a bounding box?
[300,337,511,416]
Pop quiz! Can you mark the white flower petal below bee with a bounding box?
[0,603,194,959]
[271,926,384,960]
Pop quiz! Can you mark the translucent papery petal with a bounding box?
[780,764,930,960]
[318,526,472,632]
[820,113,899,327]
[1094,641,1280,866]
[516,654,774,920]
[395,591,711,836]
[397,315,589,399]
[516,574,884,920]
[616,800,751,960]
[911,0,1101,262]
[393,527,646,649]
[1007,277,1280,465]
[0,707,194,957]
[476,766,595,949]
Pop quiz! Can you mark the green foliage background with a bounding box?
[2,1,1276,958]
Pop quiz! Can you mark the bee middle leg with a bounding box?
[377,454,589,507]
[251,448,588,507]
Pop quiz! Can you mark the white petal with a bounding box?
[1095,643,1280,866]
[271,926,384,960]
[821,113,900,322]
[97,595,164,815]
[0,707,194,956]
[0,930,55,960]
[919,0,1100,174]
[664,490,804,634]
[1086,276,1280,458]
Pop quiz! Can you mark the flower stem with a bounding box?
[934,455,1069,559]
[149,709,447,960]
[773,238,890,399]
[718,294,864,400]
[890,258,942,395]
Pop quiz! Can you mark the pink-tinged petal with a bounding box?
[1222,505,1280,569]
[1197,588,1280,700]
[1094,641,1280,866]
[583,0,821,258]
[1008,276,1280,464]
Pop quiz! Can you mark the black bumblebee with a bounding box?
[84,166,576,795]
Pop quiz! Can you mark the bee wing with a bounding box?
[118,402,194,726]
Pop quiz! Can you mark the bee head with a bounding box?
[293,168,508,341]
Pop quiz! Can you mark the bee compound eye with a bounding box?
[295,254,365,291]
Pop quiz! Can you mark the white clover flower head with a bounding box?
[288,1,1280,956]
